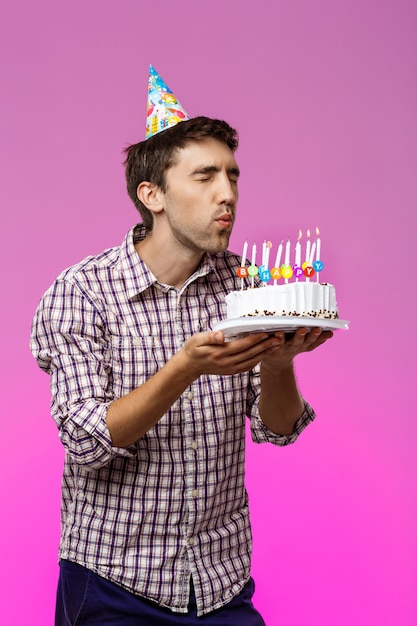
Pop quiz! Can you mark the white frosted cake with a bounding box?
[225,282,338,319]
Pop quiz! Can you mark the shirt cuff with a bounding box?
[249,400,316,447]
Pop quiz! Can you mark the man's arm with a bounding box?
[106,330,280,447]
[258,328,333,435]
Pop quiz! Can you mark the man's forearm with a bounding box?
[106,350,197,447]
[258,362,304,435]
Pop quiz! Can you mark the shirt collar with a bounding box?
[118,224,218,299]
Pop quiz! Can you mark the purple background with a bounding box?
[1,1,416,624]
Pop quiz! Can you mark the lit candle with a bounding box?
[315,227,321,283]
[316,227,321,260]
[295,230,302,271]
[309,241,316,265]
[274,242,283,269]
[251,242,256,267]
[284,239,291,283]
[273,242,283,285]
[250,243,257,288]
[240,240,248,290]
[305,229,311,264]
[285,239,290,266]
[265,241,272,269]
[241,240,248,268]
[261,240,267,269]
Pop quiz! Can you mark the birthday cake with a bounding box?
[225,282,338,319]
[226,231,339,320]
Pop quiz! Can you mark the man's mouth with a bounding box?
[215,213,233,228]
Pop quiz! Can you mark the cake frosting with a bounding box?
[225,282,338,319]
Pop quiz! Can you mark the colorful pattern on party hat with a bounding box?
[146,65,190,139]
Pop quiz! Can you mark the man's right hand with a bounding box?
[180,330,281,378]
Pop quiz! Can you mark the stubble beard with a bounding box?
[171,224,232,255]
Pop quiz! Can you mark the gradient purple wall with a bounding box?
[1,1,416,624]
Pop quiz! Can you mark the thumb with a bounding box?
[212,330,225,344]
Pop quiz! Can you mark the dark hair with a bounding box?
[123,116,239,230]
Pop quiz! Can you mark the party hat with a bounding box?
[146,65,190,139]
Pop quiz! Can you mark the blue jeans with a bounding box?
[55,560,266,625]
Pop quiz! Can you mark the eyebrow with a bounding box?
[191,165,240,177]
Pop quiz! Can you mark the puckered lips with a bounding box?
[215,212,233,229]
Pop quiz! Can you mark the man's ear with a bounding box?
[137,182,164,214]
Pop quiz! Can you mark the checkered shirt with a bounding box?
[30,224,315,616]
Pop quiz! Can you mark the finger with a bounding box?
[305,330,333,351]
[220,332,272,355]
[287,327,309,348]
[204,330,269,349]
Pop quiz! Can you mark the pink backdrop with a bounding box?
[1,1,416,624]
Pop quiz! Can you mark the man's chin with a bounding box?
[207,235,231,254]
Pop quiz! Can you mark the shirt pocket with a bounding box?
[109,334,166,397]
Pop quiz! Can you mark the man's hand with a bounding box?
[107,330,278,447]
[181,330,279,378]
[260,327,333,372]
[258,327,333,435]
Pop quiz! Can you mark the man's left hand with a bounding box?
[261,327,333,371]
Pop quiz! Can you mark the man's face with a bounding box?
[158,137,239,254]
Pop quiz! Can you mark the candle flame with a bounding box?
[297,229,302,241]
[307,229,311,239]
[316,227,320,236]
[267,240,272,248]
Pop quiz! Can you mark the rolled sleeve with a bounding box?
[249,400,316,446]
[246,364,316,446]
[30,277,136,469]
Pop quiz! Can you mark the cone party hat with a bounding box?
[146,65,190,139]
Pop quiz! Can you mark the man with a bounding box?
[31,70,332,625]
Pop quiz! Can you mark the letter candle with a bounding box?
[303,241,316,282]
[259,241,272,285]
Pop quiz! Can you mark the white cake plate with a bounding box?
[213,316,349,339]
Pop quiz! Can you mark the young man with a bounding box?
[31,74,332,625]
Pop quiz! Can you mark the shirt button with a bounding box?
[187,391,193,400]
[192,489,198,498]
[191,441,198,450]
[188,537,194,546]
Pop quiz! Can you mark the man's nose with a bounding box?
[216,174,237,205]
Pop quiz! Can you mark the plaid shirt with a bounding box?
[31,224,315,616]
